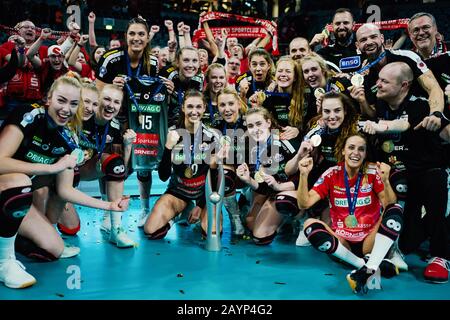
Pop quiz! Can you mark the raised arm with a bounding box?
[88,11,98,49]
[297,157,322,209]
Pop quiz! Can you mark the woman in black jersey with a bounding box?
[236,49,274,104]
[143,90,219,240]
[55,82,100,236]
[286,92,360,245]
[159,47,204,127]
[202,63,227,128]
[57,84,136,248]
[299,53,357,127]
[96,16,162,230]
[261,56,305,140]
[0,76,129,289]
[214,88,247,237]
[236,107,301,245]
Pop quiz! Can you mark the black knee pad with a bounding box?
[0,186,33,237]
[14,235,57,262]
[389,169,407,200]
[102,154,126,181]
[379,203,403,241]
[137,171,152,183]
[274,195,299,217]
[304,222,338,254]
[252,232,277,245]
[145,223,171,240]
[224,169,237,197]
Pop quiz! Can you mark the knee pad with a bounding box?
[102,154,126,181]
[137,171,152,183]
[274,195,299,217]
[224,169,237,197]
[57,221,81,236]
[304,222,338,254]
[14,235,57,262]
[379,203,403,241]
[145,223,171,240]
[0,186,33,237]
[252,232,277,245]
[389,169,408,200]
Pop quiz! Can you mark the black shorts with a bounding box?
[347,240,364,258]
[165,187,203,205]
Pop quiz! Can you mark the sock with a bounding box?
[140,197,151,213]
[366,233,394,271]
[332,242,365,269]
[110,211,122,230]
[0,235,16,262]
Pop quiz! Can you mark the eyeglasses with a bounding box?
[411,25,432,35]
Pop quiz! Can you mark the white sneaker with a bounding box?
[137,210,149,228]
[296,230,311,247]
[109,227,136,248]
[100,212,111,233]
[0,258,36,289]
[60,245,80,259]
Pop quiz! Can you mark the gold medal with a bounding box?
[254,169,265,183]
[84,149,94,161]
[184,166,193,178]
[345,215,358,228]
[314,87,326,99]
[381,140,394,153]
[350,73,364,87]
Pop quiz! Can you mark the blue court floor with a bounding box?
[0,174,449,300]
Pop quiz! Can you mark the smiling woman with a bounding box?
[297,133,403,294]
[0,75,129,290]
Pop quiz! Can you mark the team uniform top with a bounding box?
[246,135,300,195]
[235,71,268,100]
[317,36,362,73]
[213,117,247,167]
[262,90,292,127]
[1,104,76,188]
[96,47,159,122]
[78,117,123,161]
[159,65,204,127]
[375,94,447,173]
[312,163,384,242]
[363,49,429,106]
[158,123,218,201]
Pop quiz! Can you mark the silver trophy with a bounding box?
[205,165,225,251]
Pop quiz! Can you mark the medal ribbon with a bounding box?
[344,170,362,220]
[256,134,272,170]
[95,122,110,160]
[354,51,386,75]
[45,109,78,151]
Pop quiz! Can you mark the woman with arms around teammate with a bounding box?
[0,75,129,289]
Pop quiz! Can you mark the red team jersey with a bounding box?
[312,162,384,242]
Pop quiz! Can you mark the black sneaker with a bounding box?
[346,265,381,294]
[364,254,399,278]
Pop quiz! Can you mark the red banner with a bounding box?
[194,11,279,56]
